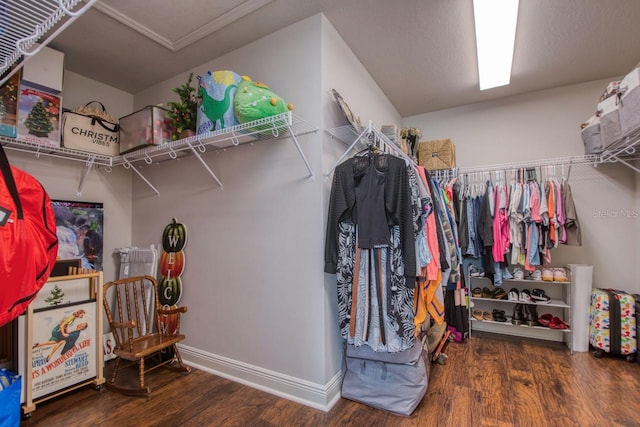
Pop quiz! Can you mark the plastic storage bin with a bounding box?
[119,106,170,154]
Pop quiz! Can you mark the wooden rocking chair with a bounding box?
[103,275,190,396]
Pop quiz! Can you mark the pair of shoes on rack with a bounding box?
[472,287,482,297]
[519,289,532,303]
[492,309,507,322]
[508,288,520,301]
[532,288,551,303]
[527,269,542,281]
[542,267,570,282]
[512,304,538,326]
[513,267,525,280]
[472,309,483,321]
[553,268,569,282]
[481,287,492,298]
[492,288,507,300]
[538,313,569,329]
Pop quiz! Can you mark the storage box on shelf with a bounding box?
[0,71,20,138]
[16,81,62,147]
[597,94,622,148]
[21,45,65,94]
[468,268,572,351]
[118,105,171,154]
[619,66,640,137]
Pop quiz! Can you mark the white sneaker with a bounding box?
[508,288,520,301]
[513,268,525,280]
[529,269,542,281]
[519,289,532,303]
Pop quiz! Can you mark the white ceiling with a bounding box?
[47,0,640,117]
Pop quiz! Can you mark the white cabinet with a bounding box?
[468,270,573,352]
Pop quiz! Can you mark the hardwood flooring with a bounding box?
[21,332,640,426]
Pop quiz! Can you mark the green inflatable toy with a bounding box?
[233,76,293,124]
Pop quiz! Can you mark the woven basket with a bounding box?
[417,139,456,170]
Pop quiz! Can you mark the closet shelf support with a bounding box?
[122,158,160,196]
[77,155,96,196]
[325,125,370,176]
[188,141,224,190]
[604,155,640,174]
[286,123,316,180]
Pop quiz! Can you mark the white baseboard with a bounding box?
[178,344,342,411]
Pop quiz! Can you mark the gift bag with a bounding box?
[196,70,241,134]
[0,369,21,427]
[61,101,120,156]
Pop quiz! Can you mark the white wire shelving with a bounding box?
[326,123,640,179]
[2,111,318,195]
[0,0,98,85]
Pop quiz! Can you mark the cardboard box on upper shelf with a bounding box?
[22,45,65,94]
[0,69,21,138]
[17,81,62,147]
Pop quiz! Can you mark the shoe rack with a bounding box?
[468,268,573,352]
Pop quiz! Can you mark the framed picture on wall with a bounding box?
[52,200,104,271]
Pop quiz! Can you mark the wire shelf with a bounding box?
[0,0,98,85]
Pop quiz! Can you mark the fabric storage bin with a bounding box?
[341,341,428,417]
[597,95,622,148]
[580,114,603,154]
[418,138,456,170]
[619,67,640,137]
[119,106,171,154]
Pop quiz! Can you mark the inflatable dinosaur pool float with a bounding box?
[233,76,293,124]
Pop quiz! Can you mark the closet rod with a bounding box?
[325,121,416,176]
[455,154,599,175]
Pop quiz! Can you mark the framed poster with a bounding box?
[29,303,97,399]
[52,200,104,271]
[30,276,93,310]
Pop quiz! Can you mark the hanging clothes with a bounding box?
[562,180,582,246]
[325,150,418,352]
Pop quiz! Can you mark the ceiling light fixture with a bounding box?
[473,0,519,90]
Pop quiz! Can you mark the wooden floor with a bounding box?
[21,333,640,426]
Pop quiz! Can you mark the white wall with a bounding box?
[125,12,406,410]
[62,70,133,121]
[403,78,639,293]
[127,14,337,409]
[5,72,134,285]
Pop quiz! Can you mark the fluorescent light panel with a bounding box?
[473,0,519,90]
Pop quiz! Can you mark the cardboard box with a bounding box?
[418,139,456,170]
[22,45,65,93]
[16,82,62,147]
[119,106,171,154]
[0,70,20,138]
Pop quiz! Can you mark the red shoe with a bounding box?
[548,317,569,329]
[538,313,553,327]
